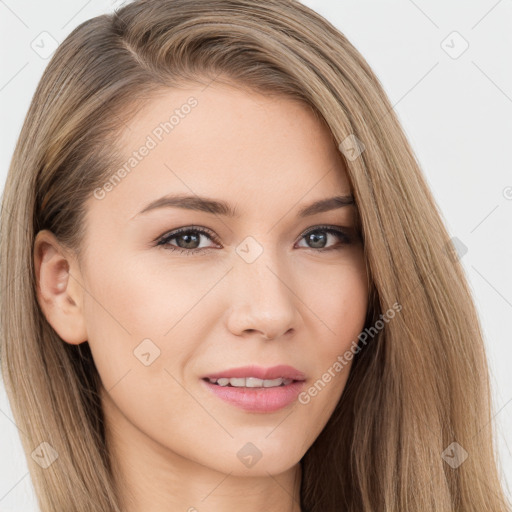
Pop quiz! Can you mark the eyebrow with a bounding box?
[132,193,355,219]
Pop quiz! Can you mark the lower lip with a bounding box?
[201,379,306,413]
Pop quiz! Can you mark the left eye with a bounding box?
[156,225,352,256]
[297,226,352,250]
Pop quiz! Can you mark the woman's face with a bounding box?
[36,81,368,482]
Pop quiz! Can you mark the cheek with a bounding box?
[305,252,368,344]
[80,251,189,390]
[298,255,368,403]
[81,249,230,401]
[83,248,204,341]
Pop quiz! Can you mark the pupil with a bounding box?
[308,232,326,249]
[177,233,200,249]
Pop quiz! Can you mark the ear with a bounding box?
[33,229,88,345]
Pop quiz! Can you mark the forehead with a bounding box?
[89,82,352,223]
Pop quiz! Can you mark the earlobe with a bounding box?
[33,230,88,345]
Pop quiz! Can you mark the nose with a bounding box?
[225,246,300,341]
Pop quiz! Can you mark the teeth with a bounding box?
[207,377,294,388]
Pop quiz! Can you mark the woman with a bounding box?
[1,0,509,511]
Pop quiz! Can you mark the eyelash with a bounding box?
[155,224,353,256]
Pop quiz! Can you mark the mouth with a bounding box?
[202,376,298,388]
[202,364,306,383]
[200,376,307,413]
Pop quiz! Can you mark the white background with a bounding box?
[0,0,511,510]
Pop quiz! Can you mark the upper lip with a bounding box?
[202,365,306,381]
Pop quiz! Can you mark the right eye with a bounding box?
[156,226,221,256]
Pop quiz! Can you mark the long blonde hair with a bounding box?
[1,1,510,510]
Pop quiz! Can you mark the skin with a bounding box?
[33,80,369,512]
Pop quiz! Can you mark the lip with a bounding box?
[200,378,307,413]
[202,364,306,381]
